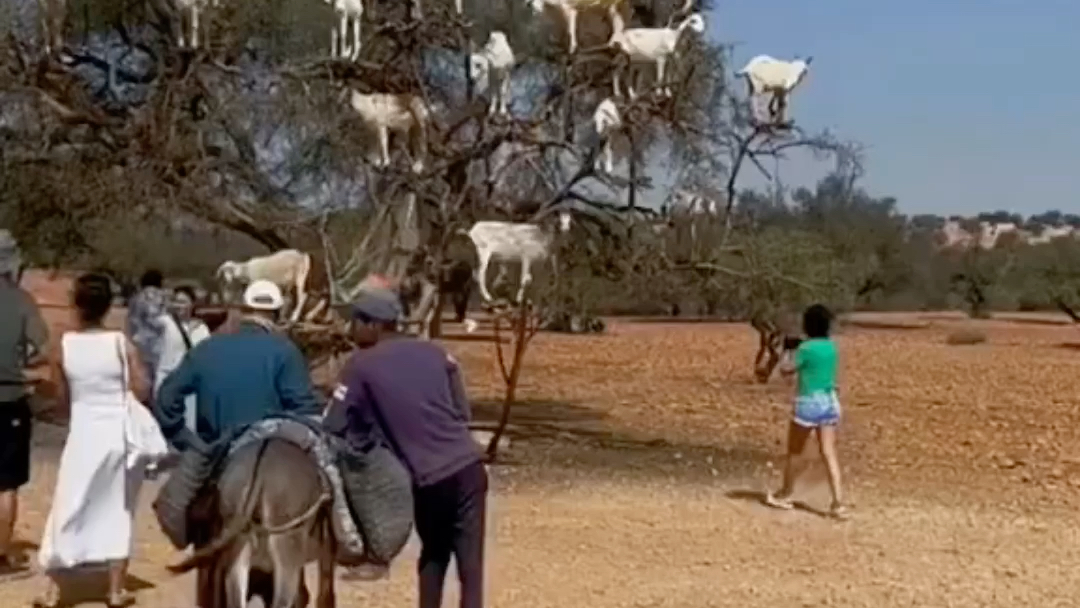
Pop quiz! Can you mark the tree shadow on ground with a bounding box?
[620,316,739,325]
[52,569,155,606]
[471,399,772,482]
[438,332,509,344]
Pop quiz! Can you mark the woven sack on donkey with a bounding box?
[153,441,219,550]
[335,439,414,564]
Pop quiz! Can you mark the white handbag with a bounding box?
[116,334,170,470]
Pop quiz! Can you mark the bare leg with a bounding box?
[816,425,845,513]
[772,421,811,501]
[0,490,16,562]
[107,559,133,606]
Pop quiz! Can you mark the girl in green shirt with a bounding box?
[765,304,849,520]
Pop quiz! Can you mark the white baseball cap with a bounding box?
[242,280,284,311]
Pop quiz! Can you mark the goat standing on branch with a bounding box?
[736,54,813,126]
[326,0,364,60]
[527,0,628,54]
[593,98,621,174]
[610,13,706,98]
[348,91,431,173]
[464,211,572,305]
[468,31,516,116]
[216,249,313,323]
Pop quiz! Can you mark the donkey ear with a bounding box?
[804,56,814,65]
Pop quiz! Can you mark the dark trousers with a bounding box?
[413,460,487,608]
[0,397,31,492]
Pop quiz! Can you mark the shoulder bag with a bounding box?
[116,333,170,470]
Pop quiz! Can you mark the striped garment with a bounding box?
[793,390,841,427]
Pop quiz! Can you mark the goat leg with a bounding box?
[376,126,390,168]
[608,4,625,43]
[191,5,199,48]
[564,7,578,53]
[475,252,495,303]
[516,259,532,304]
[655,56,667,96]
[350,16,361,60]
[338,14,348,58]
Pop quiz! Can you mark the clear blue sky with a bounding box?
[710,1,1078,216]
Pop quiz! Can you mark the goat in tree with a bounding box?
[216,249,313,324]
[326,0,363,60]
[526,0,628,54]
[464,211,572,304]
[38,0,66,55]
[348,91,431,173]
[468,31,516,116]
[592,98,621,174]
[735,55,813,125]
[610,13,706,98]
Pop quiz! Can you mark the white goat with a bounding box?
[609,13,706,98]
[736,54,813,125]
[465,211,572,304]
[526,0,627,54]
[1027,224,1074,245]
[592,98,621,174]
[468,31,516,116]
[348,91,431,173]
[216,249,312,323]
[325,0,363,60]
[938,220,973,249]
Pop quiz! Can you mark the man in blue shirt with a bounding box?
[324,290,486,608]
[155,279,321,448]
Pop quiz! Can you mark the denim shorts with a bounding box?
[793,390,841,428]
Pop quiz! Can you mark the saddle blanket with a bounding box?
[154,414,413,565]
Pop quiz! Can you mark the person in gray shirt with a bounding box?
[0,231,48,575]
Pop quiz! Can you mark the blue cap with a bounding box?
[350,289,403,323]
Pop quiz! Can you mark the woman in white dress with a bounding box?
[154,286,210,431]
[34,273,151,608]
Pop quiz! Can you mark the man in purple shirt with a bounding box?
[324,290,486,608]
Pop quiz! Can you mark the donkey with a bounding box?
[168,439,337,608]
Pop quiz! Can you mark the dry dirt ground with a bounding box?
[4,302,1080,606]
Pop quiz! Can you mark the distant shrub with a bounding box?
[945,328,987,345]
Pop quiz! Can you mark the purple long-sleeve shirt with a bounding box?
[324,336,480,487]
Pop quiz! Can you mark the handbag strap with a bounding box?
[170,313,193,351]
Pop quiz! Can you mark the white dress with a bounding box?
[38,331,143,570]
[153,315,210,431]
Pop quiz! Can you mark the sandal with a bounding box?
[106,591,135,608]
[763,492,795,510]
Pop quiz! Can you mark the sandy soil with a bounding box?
[3,308,1079,607]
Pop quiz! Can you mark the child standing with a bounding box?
[764,303,849,520]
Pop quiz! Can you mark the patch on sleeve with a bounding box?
[332,383,348,401]
[446,352,458,367]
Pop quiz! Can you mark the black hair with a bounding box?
[802,303,833,339]
[73,273,114,325]
[173,285,197,302]
[140,269,163,288]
